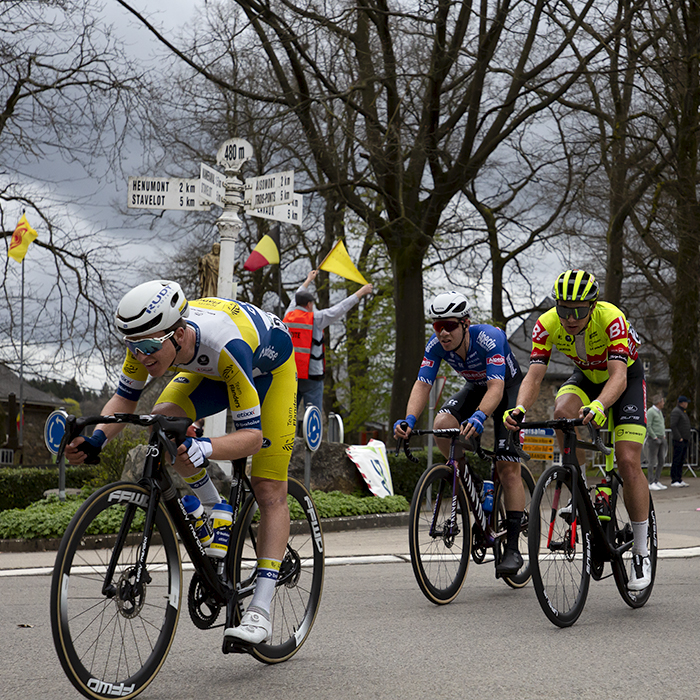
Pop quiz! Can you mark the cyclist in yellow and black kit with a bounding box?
[504,269,652,591]
[65,280,296,645]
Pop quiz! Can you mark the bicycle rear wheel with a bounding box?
[609,480,658,607]
[409,464,471,604]
[232,477,324,664]
[529,466,591,627]
[493,463,536,588]
[50,482,181,699]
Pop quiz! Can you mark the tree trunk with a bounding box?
[389,247,428,427]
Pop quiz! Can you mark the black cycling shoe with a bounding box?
[495,548,523,575]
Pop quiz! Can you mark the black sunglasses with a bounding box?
[555,304,591,320]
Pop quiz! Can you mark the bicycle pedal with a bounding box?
[222,638,253,655]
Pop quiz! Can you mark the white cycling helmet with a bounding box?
[428,291,471,320]
[115,280,189,338]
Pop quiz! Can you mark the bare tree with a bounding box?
[118,0,628,424]
[1,0,144,382]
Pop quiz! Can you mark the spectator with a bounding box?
[283,269,372,413]
[646,395,667,491]
[670,395,691,487]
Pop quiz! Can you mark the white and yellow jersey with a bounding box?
[116,298,293,431]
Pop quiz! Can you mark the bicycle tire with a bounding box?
[609,482,658,608]
[529,465,591,627]
[408,464,471,604]
[231,477,324,664]
[493,463,536,588]
[50,482,182,699]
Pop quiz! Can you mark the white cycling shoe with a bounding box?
[224,609,272,645]
[628,554,652,591]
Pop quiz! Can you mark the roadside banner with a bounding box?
[346,439,394,497]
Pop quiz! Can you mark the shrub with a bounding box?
[0,465,99,511]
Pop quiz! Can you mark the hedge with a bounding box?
[0,465,101,511]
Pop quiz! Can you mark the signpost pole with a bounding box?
[205,140,254,447]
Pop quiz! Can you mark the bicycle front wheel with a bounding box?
[610,482,658,608]
[409,464,471,604]
[50,482,182,699]
[232,477,324,664]
[529,466,591,627]
[493,463,536,588]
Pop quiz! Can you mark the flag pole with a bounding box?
[18,256,25,446]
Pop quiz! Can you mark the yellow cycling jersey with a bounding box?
[116,297,293,431]
[530,301,639,384]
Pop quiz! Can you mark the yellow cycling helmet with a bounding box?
[552,269,599,303]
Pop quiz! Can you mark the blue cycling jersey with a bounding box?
[417,324,521,387]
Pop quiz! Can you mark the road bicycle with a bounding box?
[397,427,535,604]
[511,416,658,627]
[49,413,324,699]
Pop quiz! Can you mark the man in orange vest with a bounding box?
[284,269,373,412]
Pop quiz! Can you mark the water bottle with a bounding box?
[208,501,234,559]
[594,480,612,522]
[481,480,494,513]
[182,495,213,547]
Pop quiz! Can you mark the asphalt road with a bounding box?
[3,553,700,699]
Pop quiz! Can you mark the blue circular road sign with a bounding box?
[44,410,68,456]
[303,405,322,452]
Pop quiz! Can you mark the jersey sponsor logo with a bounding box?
[119,376,136,388]
[506,354,518,377]
[123,362,140,374]
[235,408,258,420]
[259,346,279,362]
[426,336,440,352]
[476,330,497,351]
[606,316,627,341]
[261,438,272,448]
[197,354,210,365]
[173,376,190,383]
[420,358,434,369]
[486,354,505,366]
[532,320,549,344]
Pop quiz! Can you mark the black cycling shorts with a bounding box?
[437,378,522,462]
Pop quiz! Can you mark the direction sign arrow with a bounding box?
[127,177,210,211]
[200,163,226,207]
[243,170,294,210]
[44,410,68,456]
[216,138,253,170]
[249,193,304,224]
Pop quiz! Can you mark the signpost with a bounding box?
[44,410,68,501]
[126,137,305,453]
[303,405,323,492]
[522,428,555,461]
[127,177,210,211]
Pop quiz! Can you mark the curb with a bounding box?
[0,511,411,554]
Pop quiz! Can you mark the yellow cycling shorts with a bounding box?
[155,354,297,481]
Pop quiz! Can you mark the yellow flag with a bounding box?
[8,214,38,263]
[318,240,368,285]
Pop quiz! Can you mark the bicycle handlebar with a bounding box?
[57,413,194,463]
[506,414,612,462]
[394,422,494,463]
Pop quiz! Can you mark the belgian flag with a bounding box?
[243,226,280,271]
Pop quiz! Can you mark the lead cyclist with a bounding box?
[65,279,298,645]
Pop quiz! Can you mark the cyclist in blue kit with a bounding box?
[394,291,526,574]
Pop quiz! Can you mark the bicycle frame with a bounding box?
[59,414,235,609]
[515,418,627,567]
[399,429,504,547]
